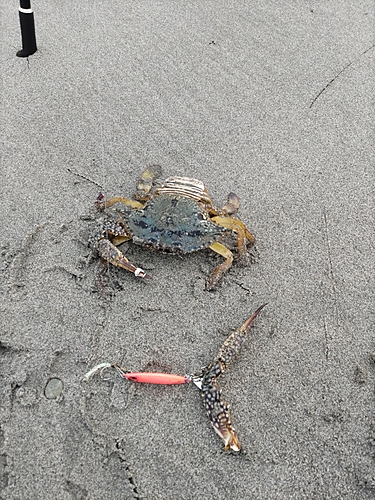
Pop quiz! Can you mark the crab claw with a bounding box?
[194,305,266,451]
[97,239,152,279]
[200,377,241,452]
[239,303,267,335]
[222,192,240,215]
[215,304,267,369]
[95,192,106,210]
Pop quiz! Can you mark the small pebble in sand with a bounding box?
[44,378,63,399]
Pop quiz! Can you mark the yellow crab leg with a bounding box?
[211,215,256,257]
[98,196,145,210]
[112,234,132,246]
[135,165,162,201]
[207,242,234,289]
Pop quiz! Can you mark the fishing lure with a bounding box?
[85,304,266,451]
[85,364,189,385]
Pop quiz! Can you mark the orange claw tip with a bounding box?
[241,303,267,334]
[123,372,190,385]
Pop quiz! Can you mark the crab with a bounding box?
[94,165,256,289]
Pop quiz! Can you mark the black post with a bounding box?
[17,0,37,57]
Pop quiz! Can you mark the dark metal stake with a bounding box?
[17,0,37,57]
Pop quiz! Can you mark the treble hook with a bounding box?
[84,362,112,380]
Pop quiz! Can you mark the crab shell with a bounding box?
[126,194,227,254]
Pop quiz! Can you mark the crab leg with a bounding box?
[135,165,162,201]
[97,239,152,279]
[207,241,234,289]
[211,215,256,256]
[96,195,144,210]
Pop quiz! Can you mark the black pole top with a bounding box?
[17,0,37,57]
[20,0,32,9]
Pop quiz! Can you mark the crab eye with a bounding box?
[197,213,206,221]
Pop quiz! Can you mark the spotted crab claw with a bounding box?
[215,303,267,369]
[96,239,152,280]
[192,367,241,452]
[193,304,266,451]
